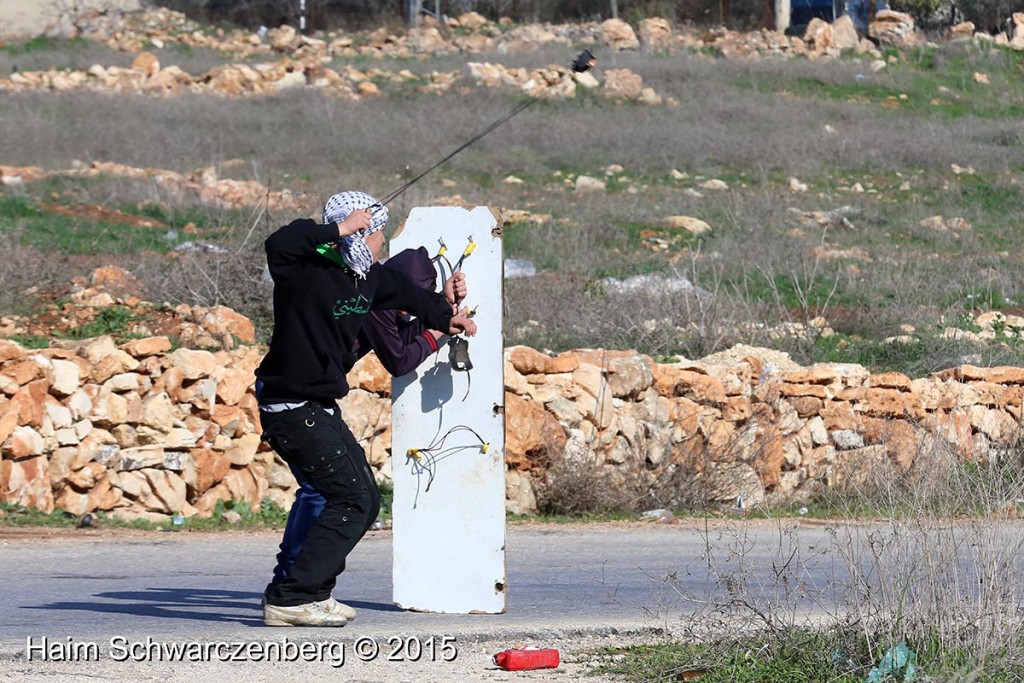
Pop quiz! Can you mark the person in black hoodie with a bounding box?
[264,246,466,602]
[256,191,476,627]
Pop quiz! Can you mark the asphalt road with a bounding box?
[0,518,943,681]
[1,521,773,645]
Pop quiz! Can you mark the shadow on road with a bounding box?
[24,588,265,626]
[24,588,406,625]
[342,600,403,613]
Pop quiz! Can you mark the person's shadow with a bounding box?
[392,358,454,428]
[25,588,401,626]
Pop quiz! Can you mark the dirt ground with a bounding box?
[0,0,140,39]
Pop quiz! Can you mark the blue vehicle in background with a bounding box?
[789,0,839,28]
[787,0,887,33]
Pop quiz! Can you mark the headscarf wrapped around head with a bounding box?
[323,191,388,278]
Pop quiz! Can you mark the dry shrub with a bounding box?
[0,236,69,313]
[815,424,1024,665]
[132,242,274,336]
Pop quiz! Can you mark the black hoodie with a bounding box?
[255,219,453,402]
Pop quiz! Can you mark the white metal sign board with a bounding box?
[389,206,506,614]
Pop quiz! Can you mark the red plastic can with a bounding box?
[493,647,560,671]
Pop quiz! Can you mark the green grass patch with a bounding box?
[941,285,1019,311]
[0,195,193,254]
[735,45,1024,120]
[805,332,1022,375]
[0,35,89,55]
[584,630,1024,682]
[6,335,51,349]
[178,498,290,530]
[506,510,643,524]
[378,481,393,519]
[0,498,290,531]
[58,305,140,341]
[586,631,871,682]
[729,271,864,309]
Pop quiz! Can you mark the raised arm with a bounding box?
[264,211,372,280]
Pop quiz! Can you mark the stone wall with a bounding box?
[1,323,1022,521]
[0,0,140,38]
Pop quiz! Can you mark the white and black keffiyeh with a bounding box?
[322,191,388,278]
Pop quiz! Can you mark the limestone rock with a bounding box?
[832,16,860,50]
[662,215,712,235]
[638,18,672,52]
[456,11,489,30]
[268,25,298,51]
[190,448,231,493]
[50,359,81,396]
[130,52,160,77]
[169,348,217,380]
[869,10,917,47]
[201,306,255,344]
[574,175,606,193]
[601,18,640,51]
[505,392,567,469]
[1,455,53,511]
[7,425,44,458]
[349,353,390,394]
[506,469,538,515]
[602,68,643,99]
[121,336,171,357]
[226,433,262,467]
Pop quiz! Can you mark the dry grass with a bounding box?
[2,37,1024,372]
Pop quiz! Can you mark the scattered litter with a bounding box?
[601,274,711,298]
[505,259,536,278]
[493,647,560,671]
[172,513,185,527]
[642,508,677,524]
[798,506,809,515]
[174,241,229,254]
[730,495,749,515]
[371,517,384,531]
[76,513,96,529]
[864,642,917,683]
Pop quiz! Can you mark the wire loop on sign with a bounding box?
[405,425,491,506]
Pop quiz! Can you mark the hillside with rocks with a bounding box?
[5,6,1024,104]
[3,6,1024,522]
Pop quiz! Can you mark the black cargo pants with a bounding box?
[260,402,381,607]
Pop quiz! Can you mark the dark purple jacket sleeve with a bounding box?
[357,310,446,377]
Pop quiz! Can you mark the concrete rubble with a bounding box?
[1,270,1022,520]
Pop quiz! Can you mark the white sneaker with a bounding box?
[324,597,357,620]
[264,598,352,627]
